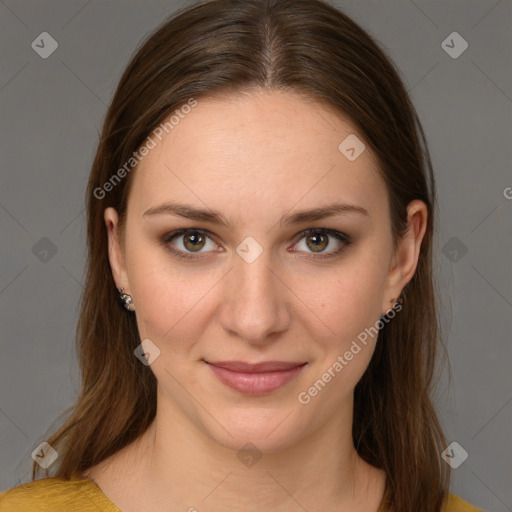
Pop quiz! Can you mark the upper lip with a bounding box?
[205,360,307,373]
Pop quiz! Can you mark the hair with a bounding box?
[33,0,450,510]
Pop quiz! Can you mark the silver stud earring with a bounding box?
[118,288,135,311]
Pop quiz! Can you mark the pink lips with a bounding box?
[205,360,307,395]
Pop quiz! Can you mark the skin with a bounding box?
[84,89,427,512]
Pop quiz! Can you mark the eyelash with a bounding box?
[160,228,352,262]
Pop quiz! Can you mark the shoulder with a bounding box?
[0,476,120,512]
[443,494,484,512]
[378,493,483,512]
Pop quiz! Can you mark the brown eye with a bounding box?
[306,233,329,252]
[163,229,218,256]
[182,231,206,251]
[293,229,350,258]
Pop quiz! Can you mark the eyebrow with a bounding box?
[143,201,369,227]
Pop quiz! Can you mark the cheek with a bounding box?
[298,257,386,343]
[126,243,224,353]
[297,267,385,406]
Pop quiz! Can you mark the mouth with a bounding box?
[204,360,307,395]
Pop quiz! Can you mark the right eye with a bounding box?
[161,229,222,260]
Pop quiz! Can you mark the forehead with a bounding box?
[128,89,387,225]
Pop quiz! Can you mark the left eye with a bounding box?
[292,229,349,255]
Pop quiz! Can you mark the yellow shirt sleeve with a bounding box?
[0,477,120,512]
[442,494,484,512]
[0,477,483,511]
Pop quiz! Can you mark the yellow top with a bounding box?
[0,476,483,511]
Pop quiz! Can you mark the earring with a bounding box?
[381,294,404,318]
[117,288,135,311]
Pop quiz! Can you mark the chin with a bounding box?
[199,404,309,455]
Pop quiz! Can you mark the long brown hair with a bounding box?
[33,0,450,509]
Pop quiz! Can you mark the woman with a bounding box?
[0,0,482,510]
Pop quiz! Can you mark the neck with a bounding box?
[127,392,385,512]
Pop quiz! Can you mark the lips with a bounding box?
[205,360,307,395]
[207,361,305,372]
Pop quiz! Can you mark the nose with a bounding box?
[218,250,292,346]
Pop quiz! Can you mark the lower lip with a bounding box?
[206,363,306,395]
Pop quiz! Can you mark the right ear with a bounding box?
[104,207,130,292]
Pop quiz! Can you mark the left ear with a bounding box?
[381,199,428,314]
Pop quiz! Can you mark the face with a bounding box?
[105,89,425,453]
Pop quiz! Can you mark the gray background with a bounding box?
[1,1,511,510]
